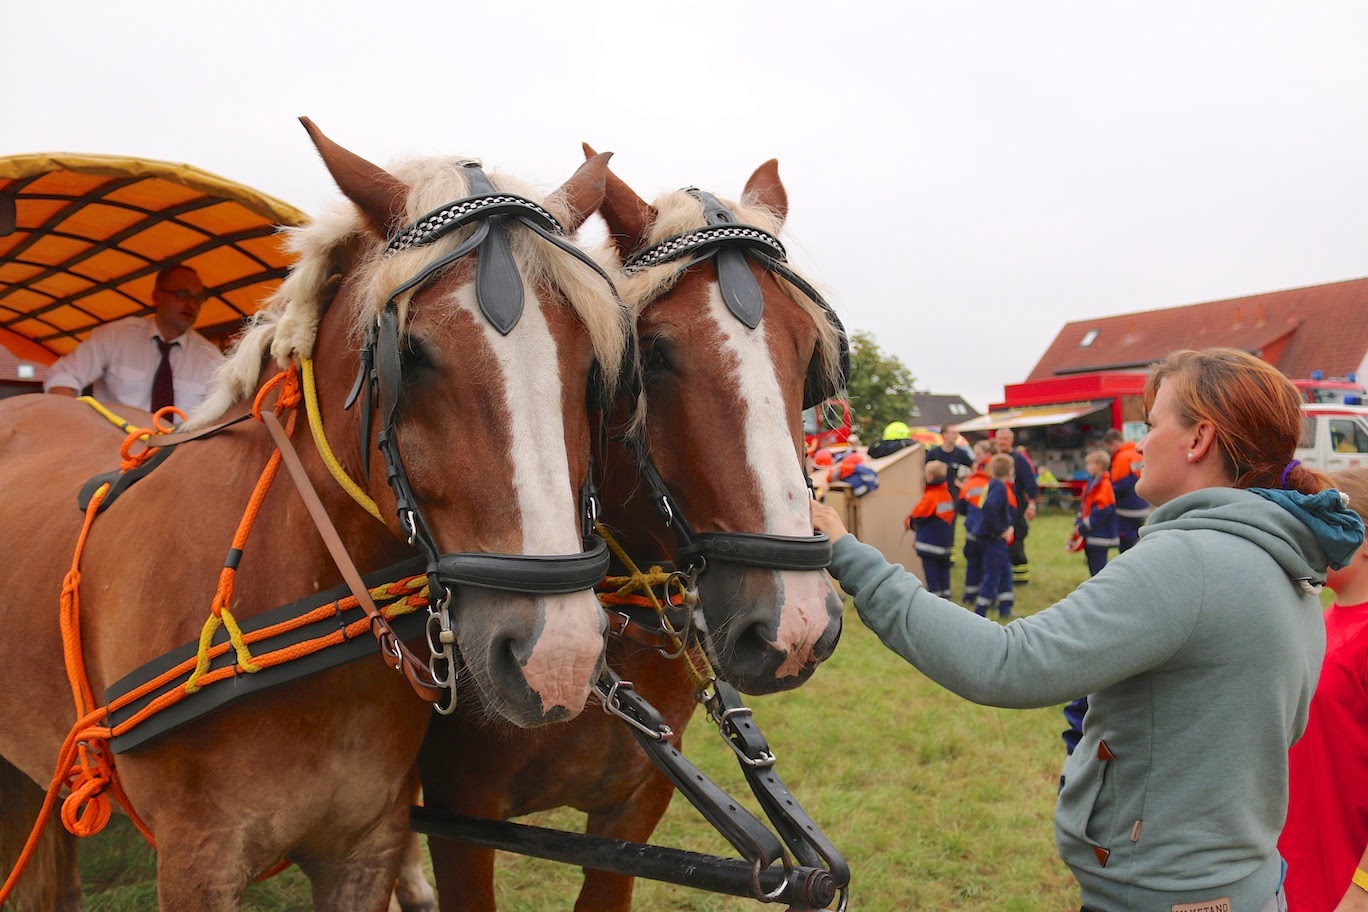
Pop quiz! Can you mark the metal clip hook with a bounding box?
[595,678,673,742]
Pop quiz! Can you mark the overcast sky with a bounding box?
[8,1,1367,412]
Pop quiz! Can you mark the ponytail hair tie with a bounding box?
[1280,459,1301,489]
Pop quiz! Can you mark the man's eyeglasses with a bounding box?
[158,288,208,304]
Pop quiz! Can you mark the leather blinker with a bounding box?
[690,189,764,330]
[464,164,525,335]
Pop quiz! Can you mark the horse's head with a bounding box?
[594,155,846,694]
[210,122,631,726]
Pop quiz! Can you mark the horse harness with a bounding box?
[345,161,627,711]
[621,189,850,575]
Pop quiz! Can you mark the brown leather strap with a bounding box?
[605,609,681,653]
[154,411,255,447]
[260,411,442,703]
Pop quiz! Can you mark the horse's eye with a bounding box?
[402,336,433,372]
[641,335,673,375]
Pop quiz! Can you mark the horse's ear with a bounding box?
[585,143,656,258]
[742,159,788,226]
[545,151,612,234]
[299,117,411,238]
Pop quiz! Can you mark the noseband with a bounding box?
[621,189,846,573]
[347,162,618,598]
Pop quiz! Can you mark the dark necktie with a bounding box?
[151,338,176,411]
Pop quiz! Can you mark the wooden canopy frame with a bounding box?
[0,153,308,364]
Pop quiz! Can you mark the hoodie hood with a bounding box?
[1142,487,1364,588]
[1250,488,1364,570]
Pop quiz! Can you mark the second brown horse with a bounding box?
[418,157,848,911]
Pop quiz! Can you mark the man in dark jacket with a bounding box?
[925,423,974,500]
[994,428,1039,585]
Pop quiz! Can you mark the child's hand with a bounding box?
[811,499,849,542]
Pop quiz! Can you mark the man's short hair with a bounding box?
[1102,429,1125,446]
[1086,449,1111,471]
[925,461,947,482]
[154,264,200,290]
[989,453,1014,479]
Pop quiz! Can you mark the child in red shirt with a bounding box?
[1280,467,1368,912]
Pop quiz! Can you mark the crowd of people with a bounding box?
[820,348,1368,912]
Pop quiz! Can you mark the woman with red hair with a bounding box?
[814,348,1364,912]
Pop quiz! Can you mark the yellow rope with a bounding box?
[184,608,262,693]
[300,358,383,522]
[184,579,428,693]
[75,397,149,440]
[595,522,671,613]
[593,522,719,684]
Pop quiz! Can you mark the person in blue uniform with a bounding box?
[1103,428,1150,552]
[967,453,1016,619]
[907,461,956,598]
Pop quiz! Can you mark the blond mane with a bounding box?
[607,190,843,430]
[190,157,629,427]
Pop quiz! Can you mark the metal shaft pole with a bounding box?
[410,806,837,910]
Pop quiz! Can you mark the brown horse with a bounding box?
[0,121,630,911]
[417,158,847,911]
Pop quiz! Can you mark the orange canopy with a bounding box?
[0,153,307,364]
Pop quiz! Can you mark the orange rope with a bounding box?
[185,367,303,690]
[596,591,686,609]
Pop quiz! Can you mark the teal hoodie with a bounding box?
[830,486,1364,912]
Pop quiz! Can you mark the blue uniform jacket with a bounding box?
[966,478,1012,540]
[909,481,956,557]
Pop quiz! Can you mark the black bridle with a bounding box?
[620,189,849,573]
[346,162,619,601]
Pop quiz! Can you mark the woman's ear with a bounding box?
[1188,419,1220,463]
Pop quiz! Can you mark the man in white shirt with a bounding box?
[44,264,225,412]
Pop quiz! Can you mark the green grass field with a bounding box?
[72,510,1111,910]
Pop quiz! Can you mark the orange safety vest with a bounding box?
[961,469,1017,509]
[909,482,956,522]
[1110,441,1143,483]
[1081,472,1116,519]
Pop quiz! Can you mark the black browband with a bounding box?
[349,162,614,597]
[622,189,835,573]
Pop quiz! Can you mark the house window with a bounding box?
[949,403,967,415]
[1079,329,1100,348]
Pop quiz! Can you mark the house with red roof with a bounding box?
[1026,276,1368,386]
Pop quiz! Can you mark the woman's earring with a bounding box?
[1186,452,1194,461]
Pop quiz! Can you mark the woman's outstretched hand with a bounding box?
[811,498,849,543]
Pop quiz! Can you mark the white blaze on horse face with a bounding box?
[457,283,603,713]
[706,284,833,677]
